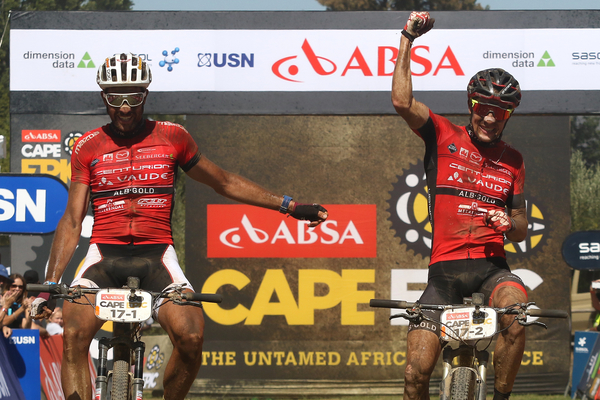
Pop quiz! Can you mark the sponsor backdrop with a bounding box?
[9,10,600,115]
[184,114,570,395]
[7,10,576,396]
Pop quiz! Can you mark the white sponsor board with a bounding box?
[10,28,600,92]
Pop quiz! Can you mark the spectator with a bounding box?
[590,280,600,331]
[2,274,32,329]
[46,307,64,336]
[0,265,14,338]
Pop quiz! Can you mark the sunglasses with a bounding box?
[11,284,23,289]
[471,99,513,121]
[102,92,146,108]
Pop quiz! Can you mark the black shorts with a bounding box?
[408,257,526,339]
[71,243,193,292]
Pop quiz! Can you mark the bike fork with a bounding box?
[132,341,146,400]
[95,340,110,400]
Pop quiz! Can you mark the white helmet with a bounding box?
[97,52,152,90]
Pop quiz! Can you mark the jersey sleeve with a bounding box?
[70,130,99,185]
[169,123,201,172]
[507,159,526,209]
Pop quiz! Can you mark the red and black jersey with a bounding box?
[71,120,200,245]
[414,111,526,265]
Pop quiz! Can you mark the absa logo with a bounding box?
[272,39,464,82]
[207,204,376,258]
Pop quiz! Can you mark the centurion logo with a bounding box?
[207,204,376,258]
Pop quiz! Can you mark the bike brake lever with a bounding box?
[518,319,547,329]
[389,312,421,322]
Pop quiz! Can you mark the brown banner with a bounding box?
[185,114,571,393]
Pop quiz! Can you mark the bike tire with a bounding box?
[450,368,476,400]
[111,360,131,400]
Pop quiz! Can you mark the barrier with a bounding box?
[0,333,26,400]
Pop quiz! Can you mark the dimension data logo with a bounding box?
[537,51,555,67]
[77,52,95,69]
[387,160,549,260]
[481,50,555,68]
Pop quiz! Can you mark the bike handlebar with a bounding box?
[526,308,568,318]
[369,299,411,309]
[26,283,223,304]
[182,292,222,303]
[369,298,568,318]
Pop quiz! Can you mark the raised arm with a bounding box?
[392,12,435,130]
[186,155,328,227]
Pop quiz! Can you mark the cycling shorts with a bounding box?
[407,257,526,340]
[71,243,193,293]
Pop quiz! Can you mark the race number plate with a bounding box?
[440,306,497,341]
[95,288,152,322]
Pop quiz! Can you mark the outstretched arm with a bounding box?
[392,12,434,130]
[46,182,90,284]
[186,155,328,227]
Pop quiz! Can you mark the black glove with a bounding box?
[289,203,328,222]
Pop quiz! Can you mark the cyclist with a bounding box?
[32,52,328,400]
[392,12,528,400]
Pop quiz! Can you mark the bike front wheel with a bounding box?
[111,360,131,400]
[450,368,476,400]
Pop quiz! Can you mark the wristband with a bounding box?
[401,29,416,44]
[1,308,7,313]
[279,195,293,214]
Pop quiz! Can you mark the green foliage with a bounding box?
[316,0,486,11]
[572,116,600,168]
[570,149,600,232]
[0,0,133,174]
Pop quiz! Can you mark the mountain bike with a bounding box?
[370,293,568,400]
[28,277,222,400]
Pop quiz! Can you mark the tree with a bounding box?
[0,0,132,174]
[571,116,600,168]
[316,0,487,11]
[0,0,132,246]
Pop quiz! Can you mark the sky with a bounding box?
[131,0,600,11]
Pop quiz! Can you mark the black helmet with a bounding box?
[467,68,521,109]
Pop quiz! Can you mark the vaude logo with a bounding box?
[273,39,464,82]
[219,215,364,249]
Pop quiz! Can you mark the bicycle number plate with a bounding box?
[95,288,152,322]
[440,306,497,341]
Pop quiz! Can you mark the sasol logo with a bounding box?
[198,53,254,68]
[580,243,600,253]
[272,39,464,83]
[207,204,376,258]
[9,335,36,345]
[22,130,61,143]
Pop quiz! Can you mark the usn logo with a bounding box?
[387,160,549,259]
[198,53,254,68]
